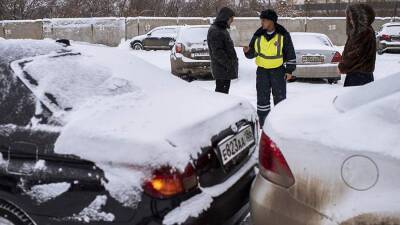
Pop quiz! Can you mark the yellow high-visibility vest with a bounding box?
[254,34,284,69]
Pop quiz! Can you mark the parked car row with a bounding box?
[131,25,343,82]
[131,22,399,82]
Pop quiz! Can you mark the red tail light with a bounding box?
[381,34,391,41]
[175,43,183,53]
[259,132,295,188]
[331,51,342,63]
[144,164,198,199]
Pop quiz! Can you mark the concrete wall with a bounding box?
[2,20,42,39]
[1,17,398,47]
[92,18,125,46]
[306,18,347,45]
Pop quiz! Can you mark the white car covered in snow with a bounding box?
[250,73,400,225]
[0,39,258,225]
[291,32,342,84]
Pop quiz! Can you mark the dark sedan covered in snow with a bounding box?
[0,40,258,225]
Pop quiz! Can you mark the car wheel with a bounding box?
[0,200,35,225]
[131,42,143,50]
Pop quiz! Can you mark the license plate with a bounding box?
[218,126,255,165]
[192,52,209,57]
[302,55,324,64]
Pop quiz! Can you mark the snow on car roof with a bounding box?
[383,22,400,27]
[290,32,334,49]
[266,73,400,160]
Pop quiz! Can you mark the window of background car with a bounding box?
[383,26,400,35]
[179,27,209,44]
[291,34,333,48]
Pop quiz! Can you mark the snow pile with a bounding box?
[52,44,256,170]
[266,72,400,159]
[72,195,115,223]
[25,182,71,204]
[99,164,145,208]
[33,160,47,171]
[0,39,64,64]
[11,52,137,115]
[163,155,256,225]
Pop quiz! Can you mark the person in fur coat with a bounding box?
[338,3,376,87]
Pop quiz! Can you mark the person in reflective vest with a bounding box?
[243,9,296,127]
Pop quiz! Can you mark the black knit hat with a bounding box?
[260,9,278,23]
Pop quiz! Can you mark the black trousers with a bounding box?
[344,72,374,87]
[256,66,286,127]
[215,79,231,94]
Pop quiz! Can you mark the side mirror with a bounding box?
[147,33,151,37]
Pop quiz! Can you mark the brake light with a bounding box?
[175,43,183,53]
[259,132,295,188]
[381,34,391,41]
[331,51,342,63]
[144,164,198,199]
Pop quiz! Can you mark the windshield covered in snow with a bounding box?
[178,27,209,44]
[383,25,400,35]
[13,53,136,112]
[291,34,333,48]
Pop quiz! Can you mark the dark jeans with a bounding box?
[344,72,374,87]
[256,66,286,127]
[215,79,231,94]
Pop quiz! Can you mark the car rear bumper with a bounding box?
[292,64,340,79]
[171,55,211,77]
[378,41,400,52]
[250,174,335,225]
[31,160,255,225]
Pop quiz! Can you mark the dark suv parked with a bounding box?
[130,26,181,51]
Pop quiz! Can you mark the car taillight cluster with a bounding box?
[175,43,183,53]
[144,164,198,199]
[259,132,295,188]
[331,51,342,63]
[380,34,391,42]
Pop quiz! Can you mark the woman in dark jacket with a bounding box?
[339,3,376,87]
[207,7,238,94]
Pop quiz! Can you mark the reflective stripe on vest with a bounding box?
[255,34,284,69]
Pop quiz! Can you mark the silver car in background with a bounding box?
[377,22,400,55]
[170,25,211,80]
[291,32,342,84]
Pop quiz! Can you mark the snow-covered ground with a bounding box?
[128,48,400,110]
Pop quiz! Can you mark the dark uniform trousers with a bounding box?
[256,66,286,127]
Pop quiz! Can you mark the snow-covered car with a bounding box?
[377,22,400,55]
[130,26,181,50]
[0,39,259,225]
[170,25,211,80]
[291,32,342,84]
[250,73,400,225]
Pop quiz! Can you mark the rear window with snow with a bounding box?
[13,53,135,112]
[383,26,400,35]
[291,34,332,48]
[178,27,209,44]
